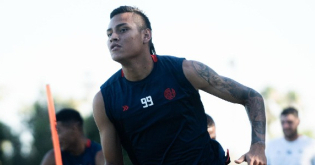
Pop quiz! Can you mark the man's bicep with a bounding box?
[93,91,123,165]
[183,60,250,104]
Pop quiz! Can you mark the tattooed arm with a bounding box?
[183,60,266,165]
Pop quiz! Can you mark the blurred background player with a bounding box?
[206,113,216,140]
[266,107,315,165]
[206,113,231,164]
[40,108,104,165]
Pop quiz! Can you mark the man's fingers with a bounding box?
[234,154,246,164]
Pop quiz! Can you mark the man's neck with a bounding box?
[122,54,154,81]
[68,137,87,156]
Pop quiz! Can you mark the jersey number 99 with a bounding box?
[141,96,154,108]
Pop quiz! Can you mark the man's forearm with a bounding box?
[189,62,266,144]
[245,89,266,145]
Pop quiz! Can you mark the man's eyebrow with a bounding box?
[107,23,128,32]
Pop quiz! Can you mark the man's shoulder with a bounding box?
[300,135,315,140]
[155,54,186,71]
[299,135,315,144]
[84,140,102,157]
[156,54,185,61]
[90,140,102,150]
[100,69,122,89]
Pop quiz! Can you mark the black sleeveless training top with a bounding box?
[101,55,218,164]
[61,139,102,165]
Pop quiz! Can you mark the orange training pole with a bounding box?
[46,84,63,165]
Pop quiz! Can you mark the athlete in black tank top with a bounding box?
[101,55,226,164]
[93,6,266,165]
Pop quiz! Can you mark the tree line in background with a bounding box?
[0,87,312,165]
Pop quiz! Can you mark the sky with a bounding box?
[1,0,315,161]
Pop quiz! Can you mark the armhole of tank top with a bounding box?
[100,87,114,124]
[178,58,198,93]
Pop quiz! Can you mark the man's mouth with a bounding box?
[111,44,121,50]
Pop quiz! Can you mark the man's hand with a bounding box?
[235,142,266,165]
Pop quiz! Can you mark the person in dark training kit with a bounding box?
[40,108,105,165]
[206,113,217,140]
[93,6,266,165]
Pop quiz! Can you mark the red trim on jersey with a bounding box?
[121,55,157,77]
[151,54,158,62]
[86,139,91,148]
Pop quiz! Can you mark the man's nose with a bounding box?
[282,122,289,129]
[110,32,119,42]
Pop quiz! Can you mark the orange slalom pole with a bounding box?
[46,84,63,165]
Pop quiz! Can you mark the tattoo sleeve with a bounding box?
[192,61,266,145]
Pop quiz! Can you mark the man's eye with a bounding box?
[107,33,112,37]
[120,28,127,33]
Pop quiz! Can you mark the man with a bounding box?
[40,108,104,165]
[206,114,216,140]
[93,6,266,165]
[266,107,315,165]
[206,114,231,164]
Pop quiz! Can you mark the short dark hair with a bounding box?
[281,107,299,118]
[206,114,215,127]
[110,6,156,55]
[56,108,83,128]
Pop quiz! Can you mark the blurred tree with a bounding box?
[24,101,52,165]
[84,114,100,143]
[0,122,13,165]
[0,122,24,165]
[261,87,280,138]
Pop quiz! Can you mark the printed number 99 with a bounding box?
[141,96,154,108]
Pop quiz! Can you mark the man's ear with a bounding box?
[143,28,152,44]
[297,118,300,125]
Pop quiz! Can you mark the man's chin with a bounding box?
[284,132,295,138]
[111,55,124,63]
